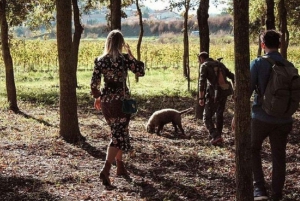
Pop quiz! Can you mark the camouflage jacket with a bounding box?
[199,58,235,94]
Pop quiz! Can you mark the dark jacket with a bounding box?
[199,58,235,95]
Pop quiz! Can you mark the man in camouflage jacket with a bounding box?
[198,51,235,146]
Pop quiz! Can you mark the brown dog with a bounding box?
[146,107,193,135]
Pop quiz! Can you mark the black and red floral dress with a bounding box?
[90,53,145,152]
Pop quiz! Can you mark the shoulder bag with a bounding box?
[121,56,138,114]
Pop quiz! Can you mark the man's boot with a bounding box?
[116,160,128,176]
[99,161,111,186]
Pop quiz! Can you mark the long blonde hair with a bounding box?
[103,29,125,62]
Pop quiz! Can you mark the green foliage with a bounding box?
[226,0,300,43]
[24,1,56,30]
[1,36,300,107]
[2,35,300,74]
[6,0,55,31]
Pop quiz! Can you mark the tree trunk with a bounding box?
[278,0,287,59]
[257,16,265,57]
[195,0,209,119]
[110,0,121,30]
[183,1,190,87]
[257,34,262,56]
[71,0,84,87]
[234,0,253,200]
[198,0,210,53]
[56,0,83,143]
[265,0,275,30]
[135,0,143,82]
[0,0,19,112]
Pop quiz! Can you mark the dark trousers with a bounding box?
[251,118,292,197]
[203,96,227,138]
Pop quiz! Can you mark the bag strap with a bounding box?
[258,55,281,96]
[261,55,276,65]
[262,55,289,68]
[121,55,131,98]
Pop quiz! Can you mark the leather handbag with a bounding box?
[122,98,137,114]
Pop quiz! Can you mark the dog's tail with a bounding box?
[179,107,194,115]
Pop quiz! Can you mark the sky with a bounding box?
[143,0,227,14]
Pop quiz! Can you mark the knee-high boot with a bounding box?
[116,160,128,176]
[99,161,111,186]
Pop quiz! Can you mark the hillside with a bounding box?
[81,4,182,25]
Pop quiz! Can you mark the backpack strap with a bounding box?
[213,61,225,102]
[262,55,287,67]
[261,55,276,65]
[255,56,274,96]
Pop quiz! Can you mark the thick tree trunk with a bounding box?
[110,0,121,30]
[234,0,253,200]
[198,0,210,53]
[195,0,209,119]
[56,0,83,143]
[278,0,287,59]
[266,0,275,30]
[0,0,19,112]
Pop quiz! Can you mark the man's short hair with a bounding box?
[198,51,209,60]
[260,30,281,49]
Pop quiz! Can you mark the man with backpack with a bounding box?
[198,51,235,146]
[249,30,299,201]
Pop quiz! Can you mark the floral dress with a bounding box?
[90,54,145,152]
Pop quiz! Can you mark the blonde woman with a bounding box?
[90,29,145,186]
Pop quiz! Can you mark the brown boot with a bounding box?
[116,160,128,176]
[99,161,111,186]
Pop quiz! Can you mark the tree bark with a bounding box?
[0,0,19,112]
[56,0,83,143]
[278,0,287,59]
[195,0,209,119]
[234,0,253,200]
[198,0,210,53]
[110,0,121,30]
[183,2,190,82]
[71,0,84,87]
[257,16,265,57]
[135,0,143,82]
[265,0,275,30]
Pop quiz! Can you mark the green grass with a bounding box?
[0,67,198,107]
[1,35,300,107]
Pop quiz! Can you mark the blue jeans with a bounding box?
[251,118,292,198]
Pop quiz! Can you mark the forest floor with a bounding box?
[0,97,300,201]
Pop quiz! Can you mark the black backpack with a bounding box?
[261,56,300,117]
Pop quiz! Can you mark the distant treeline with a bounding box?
[82,14,233,38]
[14,15,232,39]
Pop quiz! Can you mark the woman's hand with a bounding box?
[94,97,101,111]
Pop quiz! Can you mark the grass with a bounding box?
[0,66,199,108]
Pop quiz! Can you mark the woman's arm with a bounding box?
[90,58,102,99]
